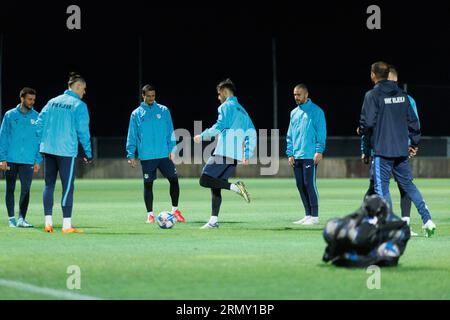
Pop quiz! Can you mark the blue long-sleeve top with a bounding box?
[0,105,42,165]
[126,101,176,160]
[200,96,257,161]
[286,99,327,159]
[36,90,92,158]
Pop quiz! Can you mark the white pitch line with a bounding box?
[0,279,102,300]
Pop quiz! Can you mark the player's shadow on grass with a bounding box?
[316,264,448,272]
[189,221,243,224]
[35,225,108,229]
[252,227,324,232]
[86,231,170,236]
[66,226,158,236]
[72,226,108,229]
[316,264,397,271]
[393,265,450,272]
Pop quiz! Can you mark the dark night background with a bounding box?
[1,0,450,140]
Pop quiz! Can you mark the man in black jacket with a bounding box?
[359,61,436,237]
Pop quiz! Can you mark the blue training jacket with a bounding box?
[126,101,176,161]
[361,95,419,156]
[0,105,42,165]
[36,90,92,158]
[200,96,257,161]
[286,99,327,159]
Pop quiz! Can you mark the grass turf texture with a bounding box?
[0,178,449,300]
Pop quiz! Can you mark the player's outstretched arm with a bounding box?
[199,105,229,141]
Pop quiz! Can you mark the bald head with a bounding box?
[293,84,309,105]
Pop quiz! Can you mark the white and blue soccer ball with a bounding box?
[156,211,176,229]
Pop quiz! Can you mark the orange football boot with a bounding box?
[173,209,186,222]
[62,227,83,233]
[146,214,155,224]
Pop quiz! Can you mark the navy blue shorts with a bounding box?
[141,158,177,182]
[202,155,237,180]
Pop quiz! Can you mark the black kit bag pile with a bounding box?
[322,195,411,268]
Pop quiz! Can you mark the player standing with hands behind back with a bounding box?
[36,73,93,233]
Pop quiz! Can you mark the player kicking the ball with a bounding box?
[194,79,257,229]
[126,84,185,224]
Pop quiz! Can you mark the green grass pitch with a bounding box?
[0,178,449,299]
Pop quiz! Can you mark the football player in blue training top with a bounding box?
[126,84,186,224]
[0,87,42,228]
[36,73,93,233]
[287,84,327,226]
[194,79,257,229]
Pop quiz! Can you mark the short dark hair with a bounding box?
[371,61,390,80]
[294,83,308,93]
[389,65,398,77]
[142,84,156,95]
[68,72,86,87]
[216,78,236,94]
[19,87,36,98]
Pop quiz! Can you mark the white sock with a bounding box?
[402,217,410,225]
[209,216,218,225]
[148,212,154,217]
[45,215,53,226]
[230,184,240,193]
[171,207,178,213]
[63,218,71,230]
[424,220,434,227]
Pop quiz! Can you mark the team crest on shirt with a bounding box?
[144,174,149,179]
[156,114,161,119]
[30,119,36,125]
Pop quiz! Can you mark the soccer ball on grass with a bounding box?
[156,211,176,229]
